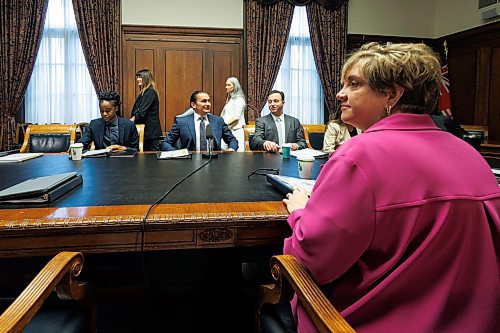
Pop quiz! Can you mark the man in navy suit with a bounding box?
[251,90,307,152]
[161,91,238,151]
[79,91,139,151]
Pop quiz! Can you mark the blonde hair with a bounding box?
[342,42,441,114]
[136,69,158,95]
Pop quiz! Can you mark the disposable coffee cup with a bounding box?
[282,143,291,159]
[70,143,84,161]
[297,156,315,179]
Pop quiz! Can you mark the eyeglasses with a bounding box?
[247,168,279,179]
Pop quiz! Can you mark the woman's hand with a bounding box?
[283,187,309,213]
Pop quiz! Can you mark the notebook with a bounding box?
[266,174,316,196]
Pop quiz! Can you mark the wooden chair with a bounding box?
[15,123,32,145]
[303,124,326,150]
[257,255,354,333]
[243,124,256,151]
[136,124,145,152]
[20,124,78,153]
[0,252,93,333]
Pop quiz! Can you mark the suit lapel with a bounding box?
[96,119,105,148]
[284,114,291,142]
[187,115,196,150]
[207,114,220,150]
[267,114,279,142]
[117,117,125,145]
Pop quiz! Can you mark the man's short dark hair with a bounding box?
[190,90,208,104]
[269,90,285,101]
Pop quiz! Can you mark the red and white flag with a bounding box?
[439,42,452,117]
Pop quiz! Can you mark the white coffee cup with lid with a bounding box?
[297,156,315,179]
[69,143,84,161]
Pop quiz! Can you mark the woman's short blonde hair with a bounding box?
[342,42,442,114]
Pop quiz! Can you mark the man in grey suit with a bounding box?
[160,91,238,151]
[251,90,307,152]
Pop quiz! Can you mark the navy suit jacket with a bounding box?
[251,113,307,150]
[78,117,139,151]
[160,113,238,151]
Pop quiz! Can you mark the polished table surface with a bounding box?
[0,152,323,258]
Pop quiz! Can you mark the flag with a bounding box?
[439,41,452,117]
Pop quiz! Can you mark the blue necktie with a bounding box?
[200,117,207,151]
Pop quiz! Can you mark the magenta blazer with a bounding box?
[284,114,500,333]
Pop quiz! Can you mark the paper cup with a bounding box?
[297,156,315,179]
[70,143,84,161]
[281,143,291,159]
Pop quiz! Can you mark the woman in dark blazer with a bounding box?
[130,69,163,151]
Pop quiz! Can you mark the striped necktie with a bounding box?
[199,117,207,151]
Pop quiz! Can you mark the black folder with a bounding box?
[0,172,83,204]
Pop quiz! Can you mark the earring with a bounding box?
[385,105,392,116]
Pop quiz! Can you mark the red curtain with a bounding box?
[246,0,295,121]
[307,1,349,116]
[72,0,121,93]
[0,0,49,150]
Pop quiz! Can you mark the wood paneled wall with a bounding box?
[121,26,243,133]
[438,22,500,143]
[349,22,499,143]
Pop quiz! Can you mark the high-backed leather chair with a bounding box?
[257,255,354,333]
[243,124,255,151]
[303,124,326,150]
[136,124,145,152]
[20,124,78,153]
[0,252,93,333]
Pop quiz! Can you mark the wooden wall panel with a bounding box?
[122,26,243,135]
[212,51,234,116]
[165,49,203,130]
[488,46,500,142]
[448,51,477,125]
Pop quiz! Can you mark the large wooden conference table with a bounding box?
[0,152,322,258]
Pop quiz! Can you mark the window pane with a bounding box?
[262,6,324,124]
[25,0,99,124]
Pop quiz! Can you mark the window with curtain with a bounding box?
[25,0,99,124]
[262,6,324,124]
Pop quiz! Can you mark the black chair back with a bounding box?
[29,134,71,153]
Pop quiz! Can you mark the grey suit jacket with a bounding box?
[250,113,307,150]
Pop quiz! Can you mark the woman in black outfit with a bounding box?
[130,69,163,151]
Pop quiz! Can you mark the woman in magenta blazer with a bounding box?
[264,43,500,333]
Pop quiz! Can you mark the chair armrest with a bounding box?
[0,251,86,333]
[258,254,354,333]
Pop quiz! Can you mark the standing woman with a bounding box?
[131,69,163,151]
[220,77,246,151]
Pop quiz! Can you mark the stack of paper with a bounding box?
[156,149,191,160]
[290,148,327,159]
[0,153,44,163]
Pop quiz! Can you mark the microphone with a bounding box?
[202,124,219,159]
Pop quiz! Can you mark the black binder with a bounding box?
[0,172,83,204]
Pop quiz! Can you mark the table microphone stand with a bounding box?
[202,124,219,159]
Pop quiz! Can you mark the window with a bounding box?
[25,0,99,124]
[262,6,324,124]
